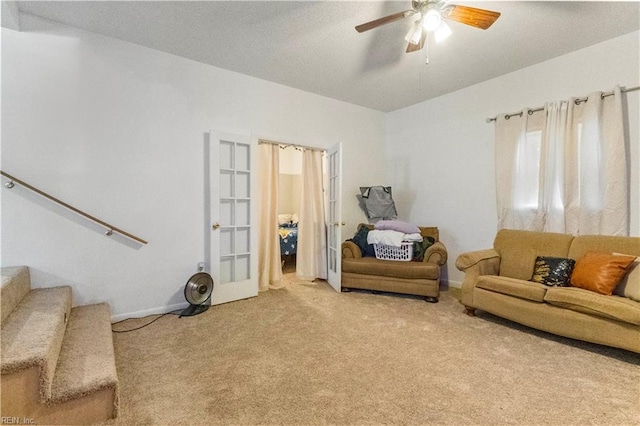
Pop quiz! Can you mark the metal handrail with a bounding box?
[1,170,148,245]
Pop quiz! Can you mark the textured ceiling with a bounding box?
[10,1,640,112]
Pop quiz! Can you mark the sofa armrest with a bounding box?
[423,241,447,266]
[342,241,362,259]
[456,249,500,271]
[456,249,501,308]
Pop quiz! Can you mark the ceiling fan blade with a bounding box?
[445,4,501,30]
[355,10,415,33]
[405,31,427,53]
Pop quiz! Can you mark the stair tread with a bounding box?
[1,286,71,376]
[1,266,31,323]
[50,303,118,403]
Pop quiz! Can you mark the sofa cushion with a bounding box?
[568,234,640,261]
[544,287,640,325]
[342,257,439,280]
[530,256,575,287]
[494,230,574,280]
[498,247,537,280]
[570,252,637,295]
[477,276,548,302]
[613,256,640,302]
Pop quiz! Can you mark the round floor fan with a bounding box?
[179,272,214,318]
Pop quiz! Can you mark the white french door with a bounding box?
[326,142,342,292]
[209,131,258,304]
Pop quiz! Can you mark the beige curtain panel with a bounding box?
[296,149,328,281]
[258,143,284,291]
[495,85,628,235]
[495,108,546,231]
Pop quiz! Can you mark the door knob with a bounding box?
[212,222,220,230]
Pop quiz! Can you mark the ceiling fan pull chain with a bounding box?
[425,32,430,65]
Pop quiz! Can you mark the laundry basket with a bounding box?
[373,242,413,261]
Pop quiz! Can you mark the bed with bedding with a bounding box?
[278,214,299,256]
[279,223,298,255]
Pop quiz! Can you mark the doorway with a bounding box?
[258,139,342,291]
[278,146,302,274]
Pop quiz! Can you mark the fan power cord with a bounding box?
[111,309,181,333]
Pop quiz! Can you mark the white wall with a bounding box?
[278,146,303,175]
[0,1,20,31]
[386,31,640,287]
[1,15,386,318]
[279,174,301,215]
[278,147,301,215]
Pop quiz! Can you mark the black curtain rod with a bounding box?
[486,85,640,123]
[258,139,325,152]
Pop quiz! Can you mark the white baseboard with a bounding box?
[111,281,464,321]
[111,302,190,323]
[443,279,462,289]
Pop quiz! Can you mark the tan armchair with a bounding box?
[341,224,448,302]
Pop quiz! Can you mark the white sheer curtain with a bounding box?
[296,148,328,281]
[495,108,545,230]
[495,85,628,235]
[571,85,627,235]
[258,143,283,291]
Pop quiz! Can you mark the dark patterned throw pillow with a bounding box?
[349,225,376,257]
[530,256,576,287]
[412,237,435,262]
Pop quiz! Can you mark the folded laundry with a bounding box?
[367,229,423,246]
[402,233,424,242]
[367,229,404,246]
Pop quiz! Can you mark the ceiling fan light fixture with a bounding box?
[434,20,452,43]
[422,8,441,31]
[355,1,502,55]
[404,20,423,45]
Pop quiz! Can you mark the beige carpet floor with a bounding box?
[107,276,640,425]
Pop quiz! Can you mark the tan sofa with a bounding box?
[457,229,640,353]
[341,225,448,302]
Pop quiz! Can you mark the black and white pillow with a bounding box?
[530,256,576,287]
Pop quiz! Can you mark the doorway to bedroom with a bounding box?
[258,139,341,292]
[278,146,302,274]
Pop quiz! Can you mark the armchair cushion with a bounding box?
[342,257,440,280]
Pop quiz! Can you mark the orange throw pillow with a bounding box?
[570,252,637,295]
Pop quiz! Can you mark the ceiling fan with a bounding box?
[355,0,501,53]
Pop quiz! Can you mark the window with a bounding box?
[496,93,627,235]
[512,130,541,210]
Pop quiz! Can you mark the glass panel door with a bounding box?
[210,131,258,304]
[326,143,342,292]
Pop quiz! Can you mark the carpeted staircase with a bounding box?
[1,266,119,425]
